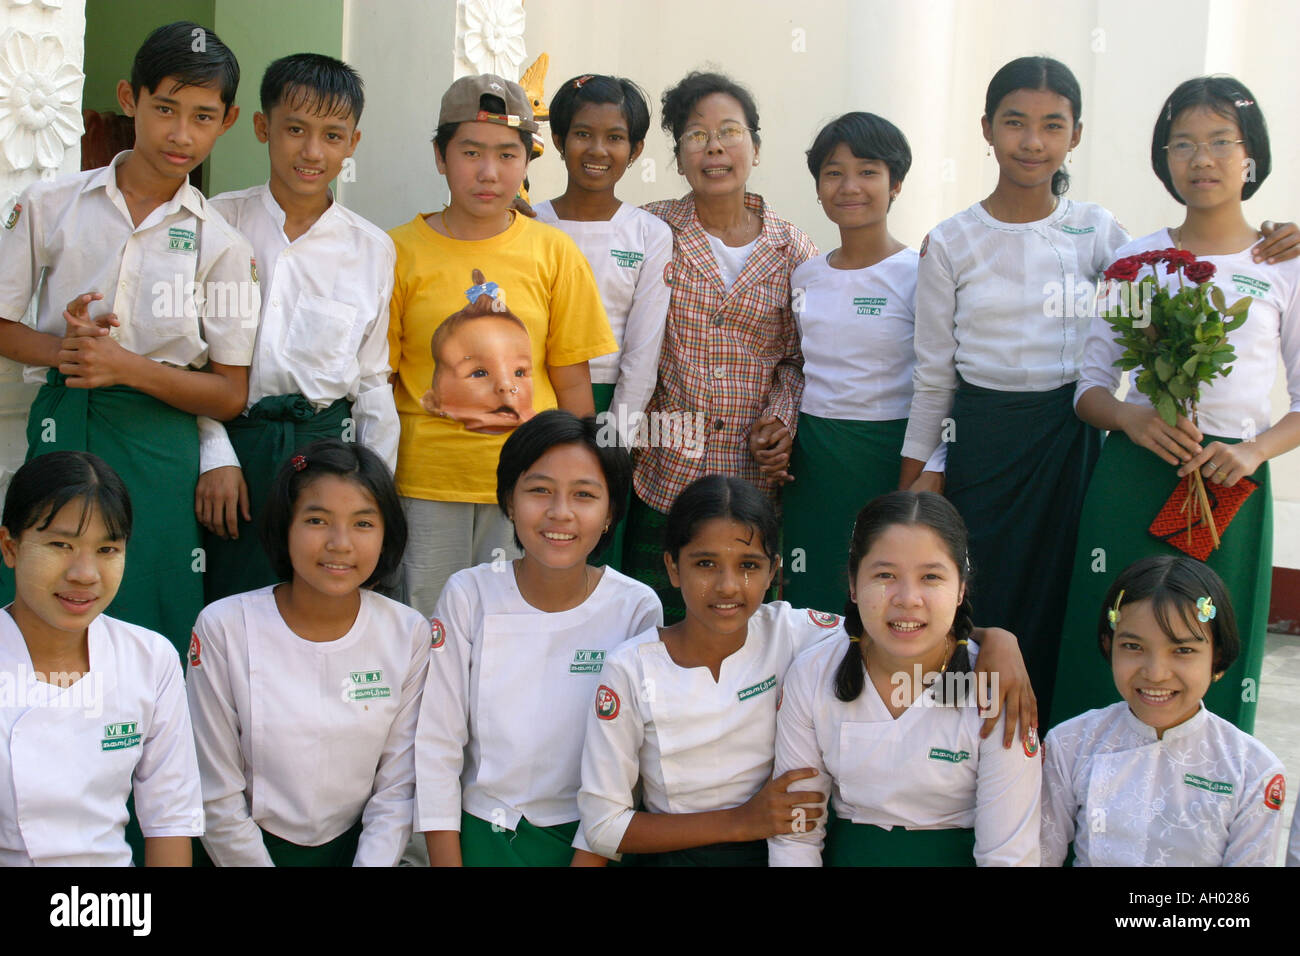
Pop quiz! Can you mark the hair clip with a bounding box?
[465,280,500,304]
[573,74,595,89]
[1196,596,1217,623]
[1166,100,1172,121]
[955,639,968,647]
[1233,98,1254,108]
[291,455,307,472]
[1107,588,1125,628]
[848,635,861,644]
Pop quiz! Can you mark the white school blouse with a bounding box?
[186,587,430,866]
[768,637,1041,867]
[414,562,661,847]
[578,602,843,859]
[1287,800,1299,867]
[198,184,400,473]
[1074,229,1300,440]
[0,611,203,866]
[0,150,259,381]
[902,200,1129,463]
[1041,702,1286,867]
[533,201,672,422]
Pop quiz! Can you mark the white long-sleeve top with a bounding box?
[532,200,672,423]
[0,611,203,866]
[1074,229,1300,439]
[186,587,429,866]
[1041,702,1286,867]
[198,184,399,473]
[578,602,843,859]
[902,200,1129,463]
[414,562,661,847]
[768,636,1041,866]
[1287,800,1299,866]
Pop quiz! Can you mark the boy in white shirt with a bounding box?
[197,53,398,602]
[0,21,257,657]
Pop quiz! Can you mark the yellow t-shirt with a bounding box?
[388,213,617,502]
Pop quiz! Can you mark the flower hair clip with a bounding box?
[1107,589,1125,628]
[1233,97,1254,108]
[291,455,308,472]
[1196,596,1217,623]
[572,74,595,89]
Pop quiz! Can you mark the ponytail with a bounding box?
[1051,166,1070,197]
[834,594,867,702]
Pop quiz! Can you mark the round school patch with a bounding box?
[188,632,202,668]
[595,684,621,720]
[775,686,784,712]
[807,609,840,628]
[430,618,446,650]
[918,233,930,258]
[1022,728,1040,759]
[4,202,20,230]
[1264,773,1285,810]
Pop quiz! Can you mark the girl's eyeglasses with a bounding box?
[1163,139,1245,161]
[679,124,752,152]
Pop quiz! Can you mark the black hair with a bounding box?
[663,475,779,566]
[260,439,405,589]
[1,452,132,543]
[550,74,652,145]
[130,21,239,110]
[660,71,761,159]
[433,94,533,158]
[983,55,1081,197]
[836,491,975,706]
[1151,75,1270,204]
[806,111,911,190]
[260,52,364,122]
[496,410,632,556]
[1098,555,1239,675]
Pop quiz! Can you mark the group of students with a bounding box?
[0,17,1297,866]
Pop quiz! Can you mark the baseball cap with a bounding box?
[438,74,538,133]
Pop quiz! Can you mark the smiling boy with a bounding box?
[388,74,616,616]
[0,21,258,657]
[197,53,398,602]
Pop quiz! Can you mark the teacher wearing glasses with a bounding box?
[622,71,817,622]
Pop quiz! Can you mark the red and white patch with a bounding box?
[1022,728,1040,759]
[188,631,202,668]
[1264,773,1285,810]
[595,684,621,720]
[430,618,446,650]
[918,233,930,258]
[807,609,840,629]
[4,202,20,230]
[775,686,784,712]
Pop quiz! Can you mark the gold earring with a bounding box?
[986,144,992,157]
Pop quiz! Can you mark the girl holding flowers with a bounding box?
[1052,76,1300,731]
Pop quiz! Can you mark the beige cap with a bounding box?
[438,74,538,133]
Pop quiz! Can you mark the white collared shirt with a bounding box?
[1075,229,1300,439]
[1042,702,1286,866]
[578,602,842,859]
[903,200,1129,463]
[198,184,399,472]
[186,587,430,866]
[1287,799,1299,867]
[0,151,259,382]
[768,636,1041,866]
[414,563,661,848]
[0,611,203,866]
[532,201,672,422]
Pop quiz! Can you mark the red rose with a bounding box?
[1163,249,1197,272]
[1137,250,1166,266]
[1103,257,1142,282]
[1184,260,1217,284]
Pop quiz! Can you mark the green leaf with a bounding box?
[1155,393,1177,427]
[1210,286,1228,313]
[1155,355,1174,382]
[1168,378,1194,401]
[1226,296,1252,317]
[1183,355,1200,376]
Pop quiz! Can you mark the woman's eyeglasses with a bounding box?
[679,124,752,152]
[1163,139,1245,161]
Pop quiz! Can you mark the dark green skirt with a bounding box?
[193,817,363,866]
[202,394,352,603]
[945,380,1101,720]
[591,382,627,573]
[824,809,976,866]
[1049,432,1272,732]
[459,810,580,867]
[0,371,201,659]
[782,415,906,614]
[637,839,768,867]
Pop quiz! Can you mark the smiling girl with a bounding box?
[0,452,202,866]
[414,410,661,866]
[187,439,429,865]
[1053,77,1300,733]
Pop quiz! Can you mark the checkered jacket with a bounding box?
[633,192,816,512]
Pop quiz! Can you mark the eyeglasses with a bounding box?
[679,124,752,152]
[1163,139,1246,161]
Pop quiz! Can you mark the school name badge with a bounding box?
[570,649,605,673]
[346,669,391,701]
[167,227,197,253]
[101,721,142,751]
[854,296,885,316]
[609,249,644,269]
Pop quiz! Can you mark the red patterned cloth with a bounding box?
[635,192,815,512]
[1149,474,1259,561]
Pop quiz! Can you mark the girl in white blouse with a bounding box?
[0,452,202,866]
[1053,76,1300,732]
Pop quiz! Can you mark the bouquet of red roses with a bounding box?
[1100,248,1252,550]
